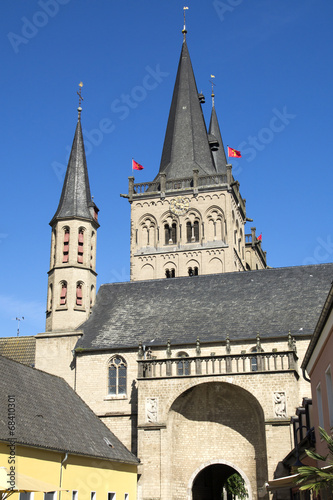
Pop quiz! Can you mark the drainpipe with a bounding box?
[59,452,69,500]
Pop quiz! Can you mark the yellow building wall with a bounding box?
[0,443,137,500]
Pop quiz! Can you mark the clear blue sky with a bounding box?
[1,0,332,337]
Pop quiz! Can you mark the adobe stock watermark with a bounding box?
[52,64,169,182]
[7,0,71,54]
[231,106,296,175]
[302,236,333,266]
[213,0,243,22]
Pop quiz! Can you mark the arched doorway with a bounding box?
[192,463,247,500]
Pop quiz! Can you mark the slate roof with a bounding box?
[0,356,138,464]
[76,263,333,351]
[50,112,97,225]
[158,39,216,180]
[0,336,35,367]
[209,103,228,174]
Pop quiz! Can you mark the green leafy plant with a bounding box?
[225,473,248,500]
[296,427,333,494]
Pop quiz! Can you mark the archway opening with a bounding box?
[192,464,246,500]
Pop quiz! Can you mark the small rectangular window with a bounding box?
[124,495,129,500]
[108,493,116,500]
[72,492,78,500]
[325,366,333,427]
[91,493,96,500]
[44,493,57,500]
[20,494,34,500]
[316,383,324,428]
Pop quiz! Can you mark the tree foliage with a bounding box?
[225,473,248,499]
[296,427,333,494]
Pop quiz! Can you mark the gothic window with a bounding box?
[60,281,67,306]
[194,220,199,241]
[177,352,190,376]
[186,220,200,243]
[108,356,127,396]
[250,346,264,372]
[186,221,191,242]
[78,229,84,264]
[62,228,70,263]
[188,267,198,276]
[76,282,83,307]
[164,223,177,244]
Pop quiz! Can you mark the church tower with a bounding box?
[125,28,266,281]
[45,104,99,332]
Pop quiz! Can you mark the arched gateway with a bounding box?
[188,460,252,500]
[165,381,267,500]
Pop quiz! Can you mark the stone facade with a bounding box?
[46,217,98,332]
[128,168,266,281]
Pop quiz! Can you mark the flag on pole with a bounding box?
[227,146,242,158]
[257,233,262,241]
[132,159,144,171]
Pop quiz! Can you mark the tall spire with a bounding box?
[208,85,228,174]
[50,94,96,225]
[158,35,216,180]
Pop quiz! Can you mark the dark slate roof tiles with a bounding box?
[158,40,216,180]
[0,356,138,464]
[50,116,95,225]
[0,336,36,367]
[76,264,333,351]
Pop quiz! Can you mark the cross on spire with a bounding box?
[182,6,189,39]
[210,75,216,105]
[77,82,84,119]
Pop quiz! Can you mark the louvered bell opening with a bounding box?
[198,93,205,104]
[208,133,219,152]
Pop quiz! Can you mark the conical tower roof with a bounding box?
[208,102,228,174]
[50,110,96,225]
[158,38,216,180]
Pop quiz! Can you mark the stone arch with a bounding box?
[205,206,225,242]
[140,263,154,280]
[138,214,157,248]
[165,381,267,499]
[187,459,252,500]
[186,259,199,276]
[164,261,177,278]
[208,256,223,273]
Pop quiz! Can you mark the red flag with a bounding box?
[227,146,242,158]
[257,233,262,241]
[132,159,144,170]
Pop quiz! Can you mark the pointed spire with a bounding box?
[208,88,228,175]
[158,38,216,180]
[50,99,96,225]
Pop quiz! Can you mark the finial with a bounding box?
[210,75,216,106]
[182,6,189,39]
[77,82,83,119]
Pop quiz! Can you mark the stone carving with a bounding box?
[274,391,286,418]
[146,397,158,423]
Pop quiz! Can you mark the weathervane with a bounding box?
[77,82,83,118]
[210,75,216,105]
[182,6,189,38]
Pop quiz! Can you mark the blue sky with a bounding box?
[0,0,332,337]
